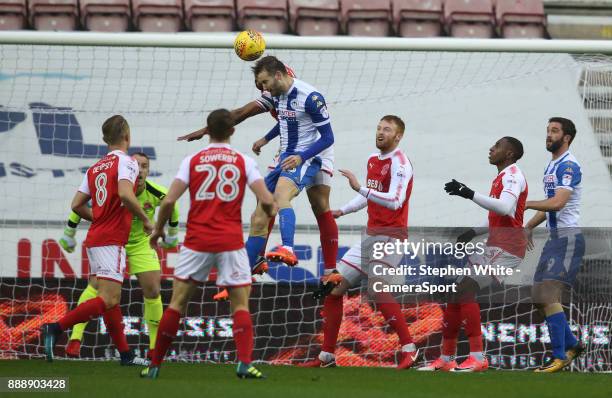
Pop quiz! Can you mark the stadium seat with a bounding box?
[289,0,340,36]
[184,0,234,32]
[236,0,288,34]
[496,0,546,39]
[392,0,443,37]
[341,0,391,37]
[29,0,78,31]
[80,0,130,32]
[132,0,183,32]
[0,0,27,30]
[444,0,495,38]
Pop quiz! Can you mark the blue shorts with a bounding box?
[265,152,322,193]
[534,229,585,286]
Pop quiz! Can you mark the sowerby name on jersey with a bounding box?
[197,151,239,165]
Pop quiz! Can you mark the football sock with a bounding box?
[152,308,181,367]
[58,296,106,331]
[103,305,129,353]
[546,312,568,360]
[232,310,254,364]
[376,295,413,346]
[144,296,163,350]
[278,207,296,249]
[69,284,98,341]
[565,321,578,350]
[316,211,339,270]
[461,302,483,353]
[441,303,461,357]
[321,295,343,353]
[245,236,267,268]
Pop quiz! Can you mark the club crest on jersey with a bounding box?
[143,202,153,211]
[381,164,390,176]
[290,99,299,109]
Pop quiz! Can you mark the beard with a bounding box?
[546,138,563,153]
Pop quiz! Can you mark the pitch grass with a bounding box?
[1,360,610,398]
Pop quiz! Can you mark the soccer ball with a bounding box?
[234,30,266,61]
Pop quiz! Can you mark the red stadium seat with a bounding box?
[392,0,442,37]
[81,0,130,32]
[236,0,288,34]
[444,0,495,38]
[496,0,546,39]
[289,0,340,36]
[29,0,78,31]
[184,0,234,32]
[341,0,391,37]
[0,0,27,30]
[132,0,183,32]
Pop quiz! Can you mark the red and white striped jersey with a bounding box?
[175,143,262,252]
[79,150,139,247]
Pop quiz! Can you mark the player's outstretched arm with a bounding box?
[151,178,188,247]
[336,194,368,218]
[118,179,152,234]
[250,179,277,218]
[177,101,269,142]
[525,189,572,212]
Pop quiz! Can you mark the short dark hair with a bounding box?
[380,115,405,135]
[549,117,577,145]
[207,109,234,140]
[502,136,524,161]
[252,55,287,77]
[131,152,149,160]
[102,115,129,145]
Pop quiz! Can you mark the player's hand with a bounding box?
[177,127,208,142]
[525,228,535,251]
[339,169,361,192]
[281,155,303,171]
[263,201,279,218]
[149,228,165,249]
[444,179,475,200]
[456,229,476,244]
[143,220,154,236]
[252,138,269,155]
[331,210,343,219]
[160,226,179,249]
[58,226,77,253]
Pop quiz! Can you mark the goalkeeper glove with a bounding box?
[456,229,477,244]
[59,226,77,253]
[160,226,179,249]
[444,179,475,200]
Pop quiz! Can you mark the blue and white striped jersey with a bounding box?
[543,151,582,228]
[256,78,331,154]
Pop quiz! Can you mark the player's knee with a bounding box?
[250,212,269,236]
[142,285,160,299]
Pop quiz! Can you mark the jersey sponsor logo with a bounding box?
[277,109,297,120]
[543,174,555,183]
[367,179,382,191]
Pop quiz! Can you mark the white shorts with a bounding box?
[174,246,252,287]
[465,246,523,289]
[87,245,126,283]
[337,234,404,287]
